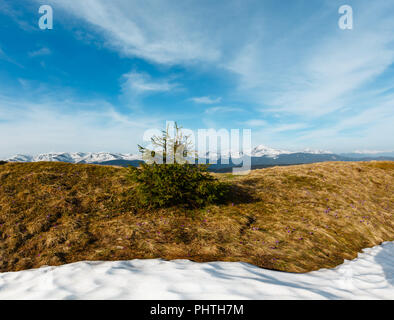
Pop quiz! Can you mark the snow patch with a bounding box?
[0,242,393,300]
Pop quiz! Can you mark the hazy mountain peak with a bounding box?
[302,148,333,155]
[251,145,292,158]
[5,154,34,162]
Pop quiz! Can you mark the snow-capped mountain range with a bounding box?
[199,146,331,159]
[3,145,331,163]
[2,145,393,166]
[5,152,141,164]
[251,146,332,158]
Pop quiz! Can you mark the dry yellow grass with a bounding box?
[0,161,393,273]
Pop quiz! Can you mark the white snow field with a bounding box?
[0,242,393,300]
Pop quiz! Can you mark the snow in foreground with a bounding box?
[0,242,393,300]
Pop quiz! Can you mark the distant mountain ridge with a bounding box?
[4,145,330,163]
[340,151,394,158]
[5,152,141,164]
[3,146,394,171]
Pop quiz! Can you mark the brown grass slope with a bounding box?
[0,161,393,273]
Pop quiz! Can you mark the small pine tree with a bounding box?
[129,122,229,208]
[128,162,229,208]
[138,122,195,164]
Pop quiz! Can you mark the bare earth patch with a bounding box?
[0,161,393,273]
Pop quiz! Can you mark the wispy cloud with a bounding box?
[5,0,394,153]
[28,47,52,57]
[242,119,267,127]
[0,47,23,67]
[227,2,394,119]
[204,106,244,115]
[0,92,162,158]
[252,95,394,153]
[269,123,309,133]
[48,0,222,65]
[190,96,222,104]
[121,71,179,98]
[0,1,37,31]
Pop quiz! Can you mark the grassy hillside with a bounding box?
[0,161,393,273]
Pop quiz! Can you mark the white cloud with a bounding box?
[28,47,52,57]
[0,2,36,31]
[269,33,394,117]
[121,71,178,96]
[269,123,309,133]
[0,47,5,59]
[0,93,163,158]
[190,96,222,104]
[252,96,394,153]
[242,119,267,127]
[21,0,394,152]
[227,2,394,119]
[204,106,244,114]
[48,0,222,65]
[37,1,394,119]
[0,46,23,67]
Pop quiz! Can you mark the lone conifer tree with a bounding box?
[138,122,194,164]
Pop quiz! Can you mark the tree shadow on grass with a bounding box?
[225,183,261,205]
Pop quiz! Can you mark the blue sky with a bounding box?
[0,0,394,157]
